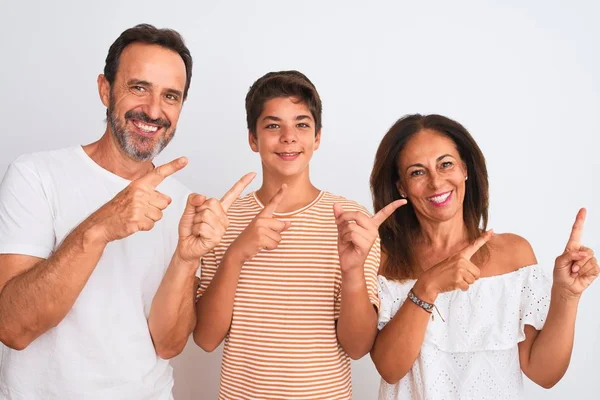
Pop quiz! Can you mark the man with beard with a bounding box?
[0,24,253,400]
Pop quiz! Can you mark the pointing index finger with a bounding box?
[260,184,287,218]
[461,229,494,259]
[139,157,188,188]
[372,199,407,227]
[565,208,586,252]
[220,172,256,211]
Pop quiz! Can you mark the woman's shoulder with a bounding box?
[484,232,537,276]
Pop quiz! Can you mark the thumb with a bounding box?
[555,250,589,270]
[282,221,292,232]
[333,203,344,220]
[185,193,206,214]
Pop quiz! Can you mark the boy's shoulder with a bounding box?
[228,192,262,214]
[320,191,373,217]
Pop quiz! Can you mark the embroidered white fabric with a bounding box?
[377,265,551,400]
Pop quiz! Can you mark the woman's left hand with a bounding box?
[553,208,599,296]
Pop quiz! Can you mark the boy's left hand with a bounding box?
[334,199,406,273]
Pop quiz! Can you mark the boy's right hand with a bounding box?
[225,185,291,265]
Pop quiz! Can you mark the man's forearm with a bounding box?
[148,250,199,359]
[337,268,378,359]
[0,222,106,349]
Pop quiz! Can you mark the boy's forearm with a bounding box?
[336,268,378,359]
[148,251,199,359]
[193,252,244,352]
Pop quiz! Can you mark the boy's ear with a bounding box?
[314,129,322,150]
[248,131,259,152]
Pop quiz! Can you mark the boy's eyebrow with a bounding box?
[262,116,281,122]
[296,115,313,121]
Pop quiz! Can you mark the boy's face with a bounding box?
[249,96,321,179]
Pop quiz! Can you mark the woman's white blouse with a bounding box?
[377,265,552,400]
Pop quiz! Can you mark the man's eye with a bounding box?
[132,86,145,92]
[166,94,179,102]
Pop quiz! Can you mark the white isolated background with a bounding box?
[1,0,598,399]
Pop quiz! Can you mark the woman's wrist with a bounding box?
[412,278,439,303]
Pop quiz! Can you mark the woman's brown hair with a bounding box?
[370,114,489,280]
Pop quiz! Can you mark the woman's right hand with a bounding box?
[412,230,494,302]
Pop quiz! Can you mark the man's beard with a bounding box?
[107,95,176,162]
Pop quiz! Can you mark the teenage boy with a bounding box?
[193,70,405,399]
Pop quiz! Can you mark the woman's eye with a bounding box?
[410,170,424,177]
[441,161,453,168]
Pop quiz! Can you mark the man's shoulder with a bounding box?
[11,146,80,169]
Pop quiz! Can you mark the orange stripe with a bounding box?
[199,191,379,398]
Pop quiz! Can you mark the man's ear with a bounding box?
[314,129,322,150]
[97,74,111,108]
[248,131,259,153]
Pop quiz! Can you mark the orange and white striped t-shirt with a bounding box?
[198,191,380,400]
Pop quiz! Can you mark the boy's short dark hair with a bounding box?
[245,70,322,135]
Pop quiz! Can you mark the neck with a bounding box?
[83,128,154,181]
[255,166,320,213]
[416,211,468,254]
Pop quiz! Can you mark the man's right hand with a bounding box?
[224,185,291,265]
[90,157,188,244]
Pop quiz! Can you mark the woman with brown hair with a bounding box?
[369,114,598,399]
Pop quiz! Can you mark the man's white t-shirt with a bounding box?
[0,146,191,400]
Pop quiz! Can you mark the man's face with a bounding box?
[100,42,187,161]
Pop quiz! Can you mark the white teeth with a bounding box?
[428,192,451,204]
[133,121,158,133]
[279,153,298,156]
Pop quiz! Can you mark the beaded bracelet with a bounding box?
[407,289,445,322]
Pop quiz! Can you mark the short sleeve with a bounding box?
[519,265,552,334]
[0,159,55,258]
[365,237,382,308]
[334,234,382,320]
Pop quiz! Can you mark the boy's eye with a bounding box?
[266,124,279,129]
[297,123,310,128]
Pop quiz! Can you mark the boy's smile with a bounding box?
[249,96,321,179]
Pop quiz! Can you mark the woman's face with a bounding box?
[397,129,468,224]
